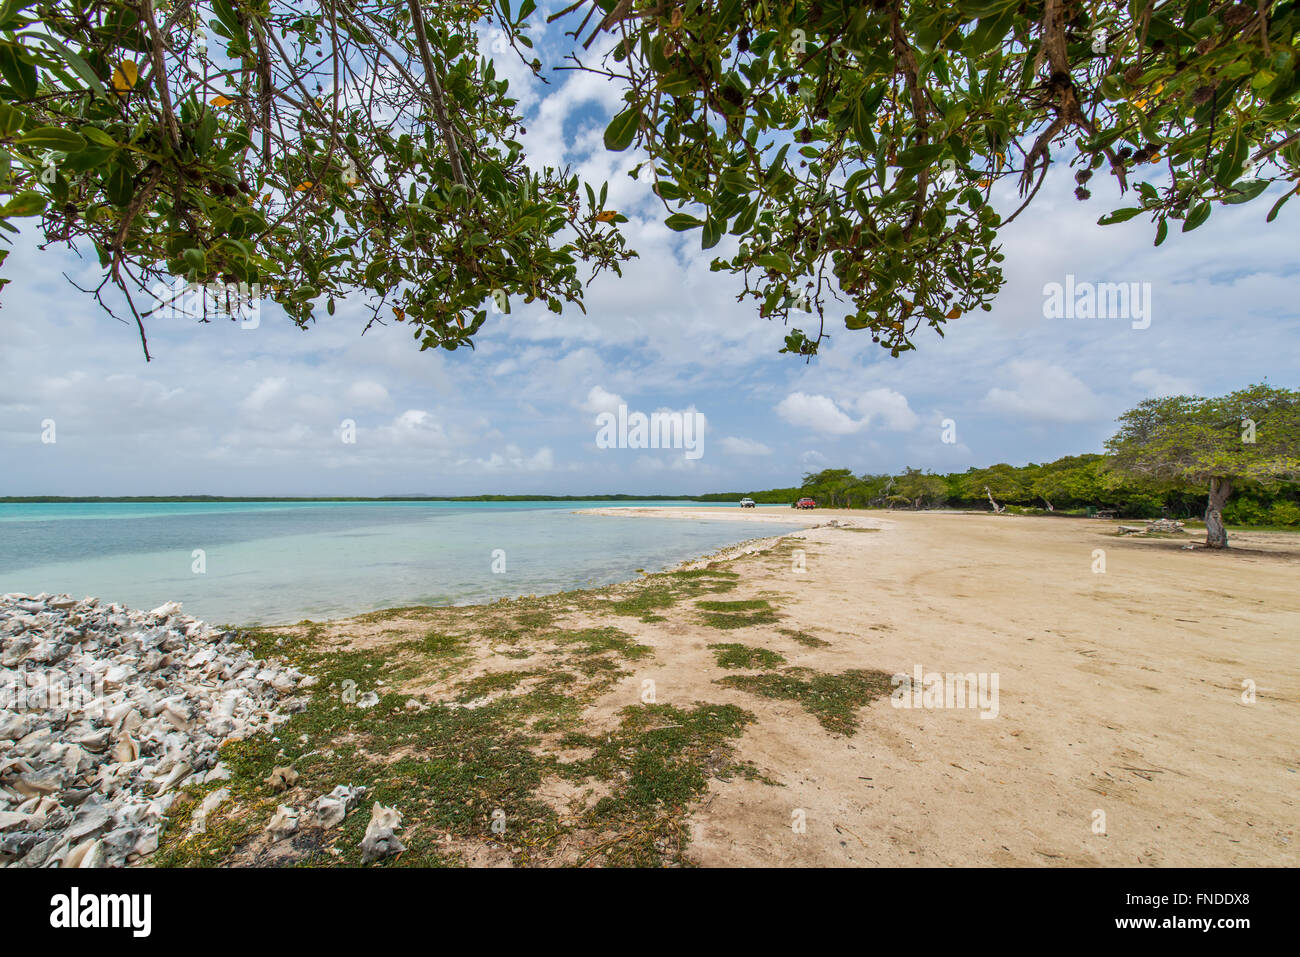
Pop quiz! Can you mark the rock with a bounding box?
[359,802,405,863]
[356,691,380,709]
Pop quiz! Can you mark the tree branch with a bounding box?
[405,0,468,188]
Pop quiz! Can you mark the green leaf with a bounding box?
[1215,124,1246,188]
[24,31,108,99]
[19,127,86,152]
[0,103,23,136]
[79,127,119,148]
[603,107,640,152]
[1266,189,1294,223]
[1097,207,1143,225]
[0,43,38,99]
[1181,201,1211,231]
[105,161,133,207]
[701,216,722,250]
[664,213,703,231]
[1220,178,1269,205]
[0,0,39,30]
[1,190,47,217]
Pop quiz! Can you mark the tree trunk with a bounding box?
[1204,477,1233,548]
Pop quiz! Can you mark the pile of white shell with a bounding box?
[0,593,312,867]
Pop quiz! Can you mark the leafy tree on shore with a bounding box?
[893,466,947,508]
[1105,383,1300,547]
[2,1,1297,358]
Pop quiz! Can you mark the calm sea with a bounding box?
[0,501,800,625]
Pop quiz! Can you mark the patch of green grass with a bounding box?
[593,568,740,621]
[716,667,894,736]
[455,669,540,701]
[778,628,831,648]
[551,626,651,660]
[555,702,756,866]
[400,630,468,658]
[696,599,770,611]
[708,642,786,669]
[696,598,780,630]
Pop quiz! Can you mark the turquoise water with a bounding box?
[0,501,800,625]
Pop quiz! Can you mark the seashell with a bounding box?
[64,836,104,868]
[187,647,217,669]
[148,601,183,620]
[102,663,134,690]
[153,761,191,795]
[186,787,229,837]
[66,801,112,843]
[14,768,65,797]
[0,810,34,831]
[0,595,310,868]
[111,733,139,763]
[74,728,112,752]
[359,802,405,864]
[264,767,299,792]
[303,784,366,829]
[131,826,159,858]
[158,698,193,731]
[266,804,299,841]
[25,835,68,868]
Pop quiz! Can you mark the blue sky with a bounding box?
[1,13,1298,496]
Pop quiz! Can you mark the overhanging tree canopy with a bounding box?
[1,1,1297,359]
[0,0,633,358]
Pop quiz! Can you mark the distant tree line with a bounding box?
[707,455,1300,527]
[711,385,1300,546]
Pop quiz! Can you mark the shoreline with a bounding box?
[6,508,1297,867]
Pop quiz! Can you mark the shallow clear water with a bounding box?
[0,501,801,625]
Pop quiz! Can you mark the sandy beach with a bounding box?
[578,506,1300,866]
[40,505,1292,868]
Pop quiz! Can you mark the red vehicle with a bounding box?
[794,497,817,509]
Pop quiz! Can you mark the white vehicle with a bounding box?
[739,498,756,508]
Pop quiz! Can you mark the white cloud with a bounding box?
[466,445,555,472]
[775,392,861,435]
[981,360,1107,424]
[376,409,449,447]
[1131,368,1195,398]
[580,385,624,416]
[241,376,288,413]
[720,436,772,456]
[346,380,390,408]
[855,387,918,431]
[774,388,916,435]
